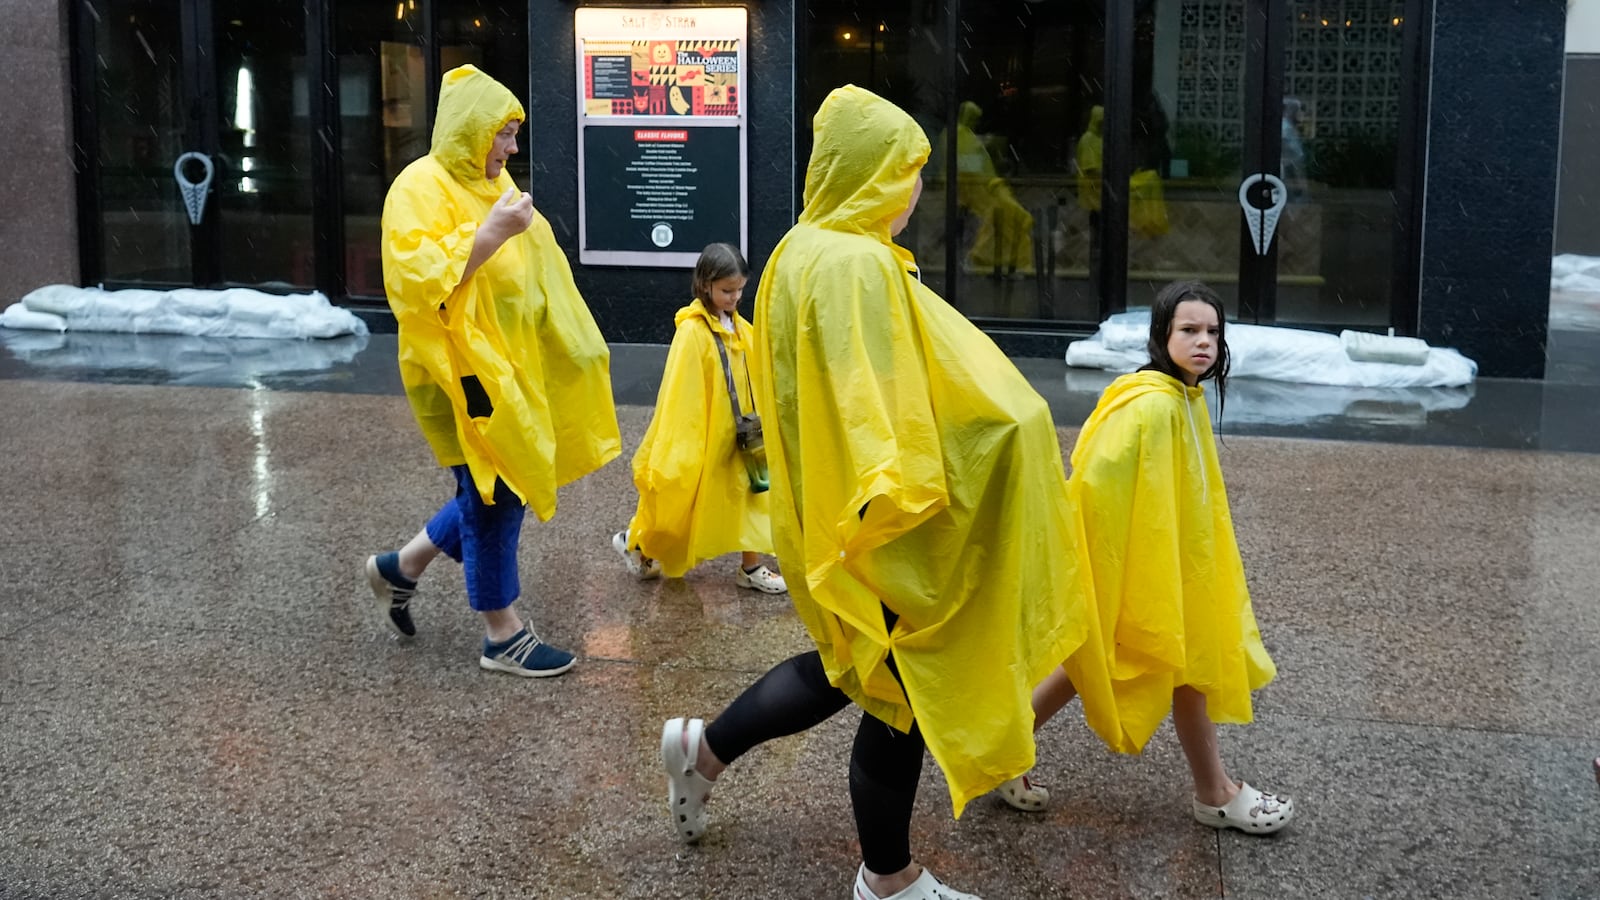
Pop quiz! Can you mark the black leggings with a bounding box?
[703,650,926,875]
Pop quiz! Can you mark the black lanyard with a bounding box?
[708,317,753,424]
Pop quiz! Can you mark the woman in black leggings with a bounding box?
[661,85,1092,900]
[664,610,924,880]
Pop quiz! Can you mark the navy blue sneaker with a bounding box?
[479,628,576,678]
[364,553,417,639]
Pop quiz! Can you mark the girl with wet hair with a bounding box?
[1142,279,1231,423]
[997,278,1295,836]
[612,242,787,594]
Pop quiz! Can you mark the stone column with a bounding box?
[0,0,77,302]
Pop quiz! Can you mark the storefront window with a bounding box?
[950,1,1106,323]
[1134,0,1404,325]
[803,1,952,298]
[804,1,1108,323]
[214,0,312,287]
[1277,0,1405,326]
[803,0,1411,331]
[91,0,188,283]
[335,3,529,298]
[336,2,430,298]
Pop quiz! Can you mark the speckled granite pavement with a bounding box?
[1,340,1597,899]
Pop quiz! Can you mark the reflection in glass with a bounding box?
[338,2,430,298]
[1133,0,1404,327]
[803,1,950,298]
[1277,0,1405,327]
[804,1,1106,323]
[948,2,1106,323]
[214,1,313,287]
[92,1,188,283]
[337,4,529,298]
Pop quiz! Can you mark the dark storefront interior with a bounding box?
[73,1,1429,341]
[802,0,1428,335]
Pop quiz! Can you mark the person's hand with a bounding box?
[482,188,534,246]
[461,188,535,281]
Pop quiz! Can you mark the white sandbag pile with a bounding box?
[1065,310,1476,388]
[0,329,368,379]
[0,285,368,339]
[1551,254,1600,293]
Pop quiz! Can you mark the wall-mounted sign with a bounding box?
[574,7,748,267]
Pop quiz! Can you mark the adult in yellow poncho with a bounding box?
[611,243,786,593]
[1074,104,1169,238]
[1006,281,1296,835]
[655,85,1091,900]
[1075,105,1104,213]
[362,65,620,678]
[947,100,1035,276]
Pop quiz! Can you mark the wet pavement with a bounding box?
[1,323,1597,898]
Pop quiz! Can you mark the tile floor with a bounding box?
[0,318,1596,899]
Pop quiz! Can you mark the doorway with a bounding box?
[798,0,1428,334]
[72,0,530,299]
[76,0,314,290]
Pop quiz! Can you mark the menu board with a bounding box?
[575,7,747,267]
[582,126,740,255]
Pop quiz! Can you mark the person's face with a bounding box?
[705,274,747,315]
[486,120,521,179]
[890,173,924,237]
[1166,299,1220,386]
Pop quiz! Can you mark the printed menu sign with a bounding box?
[575,7,748,267]
[583,127,740,254]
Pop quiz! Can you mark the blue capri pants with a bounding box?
[424,465,526,612]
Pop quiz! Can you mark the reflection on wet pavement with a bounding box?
[0,335,1596,898]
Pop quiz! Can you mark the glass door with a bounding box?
[1128,0,1412,328]
[86,0,189,284]
[80,0,312,290]
[211,1,313,287]
[335,1,532,299]
[947,1,1108,325]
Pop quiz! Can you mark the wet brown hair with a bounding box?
[1141,279,1230,422]
[692,243,750,305]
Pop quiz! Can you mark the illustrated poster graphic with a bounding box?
[582,39,740,117]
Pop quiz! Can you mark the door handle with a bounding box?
[173,151,215,226]
[1237,172,1286,255]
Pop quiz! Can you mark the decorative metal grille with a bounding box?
[1175,0,1404,152]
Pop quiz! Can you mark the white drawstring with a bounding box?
[1184,390,1208,506]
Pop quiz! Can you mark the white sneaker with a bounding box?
[612,531,661,580]
[735,564,787,594]
[853,866,981,900]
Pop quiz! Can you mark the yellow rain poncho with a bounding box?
[627,299,772,576]
[752,85,1090,816]
[1060,371,1277,754]
[381,65,620,518]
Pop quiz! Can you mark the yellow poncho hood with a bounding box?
[1060,371,1277,754]
[382,65,620,518]
[627,299,772,576]
[754,85,1091,815]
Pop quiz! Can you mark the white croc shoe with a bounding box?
[613,531,661,580]
[994,773,1049,812]
[853,865,981,900]
[735,564,787,594]
[660,717,715,842]
[1193,781,1295,834]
